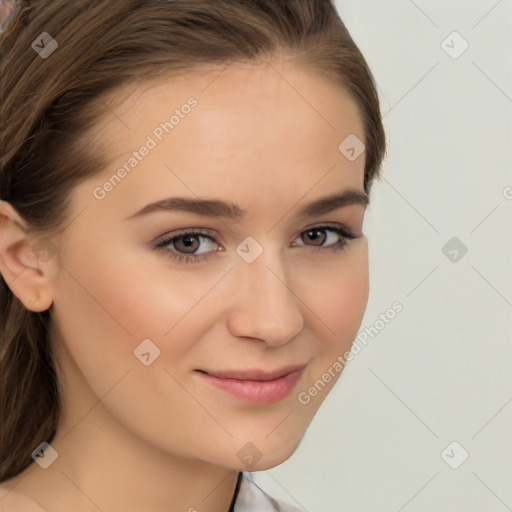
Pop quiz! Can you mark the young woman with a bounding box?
[0,0,386,510]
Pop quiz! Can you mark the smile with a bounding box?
[194,365,306,404]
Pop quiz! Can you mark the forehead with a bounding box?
[96,61,364,154]
[81,61,366,213]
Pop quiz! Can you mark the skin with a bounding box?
[0,60,369,511]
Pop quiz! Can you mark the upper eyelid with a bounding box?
[162,222,352,239]
[163,220,355,238]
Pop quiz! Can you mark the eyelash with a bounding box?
[151,224,357,264]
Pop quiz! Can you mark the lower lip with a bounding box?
[196,369,304,404]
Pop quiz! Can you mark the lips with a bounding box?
[194,364,307,404]
[196,364,306,382]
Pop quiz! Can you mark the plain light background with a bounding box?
[253,1,512,510]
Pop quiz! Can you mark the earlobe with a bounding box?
[0,201,55,312]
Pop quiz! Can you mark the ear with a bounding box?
[0,201,55,312]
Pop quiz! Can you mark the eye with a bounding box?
[151,224,356,264]
[152,229,219,264]
[292,224,355,253]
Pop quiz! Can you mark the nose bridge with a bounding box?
[226,239,304,344]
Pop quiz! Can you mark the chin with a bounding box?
[231,428,305,472]
[245,451,295,472]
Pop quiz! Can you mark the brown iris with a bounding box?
[173,234,201,254]
[301,228,326,246]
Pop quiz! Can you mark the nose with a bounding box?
[226,247,304,347]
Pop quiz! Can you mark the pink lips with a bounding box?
[195,365,306,404]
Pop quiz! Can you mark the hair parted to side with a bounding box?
[0,0,387,482]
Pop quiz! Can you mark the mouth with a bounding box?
[194,365,306,404]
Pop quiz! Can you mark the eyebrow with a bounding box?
[125,189,369,221]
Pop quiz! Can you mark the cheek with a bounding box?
[294,241,368,408]
[54,235,205,336]
[50,243,192,384]
[307,240,369,353]
[50,234,231,409]
[50,242,213,454]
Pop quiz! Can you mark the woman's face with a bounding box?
[47,61,369,471]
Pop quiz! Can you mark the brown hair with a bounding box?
[0,0,386,482]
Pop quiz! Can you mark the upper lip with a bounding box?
[196,364,306,381]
